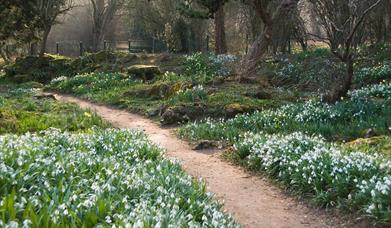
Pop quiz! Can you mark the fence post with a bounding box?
[245,34,249,54]
[79,41,83,56]
[152,38,155,54]
[104,40,107,51]
[30,43,34,56]
[128,39,131,53]
[56,42,59,55]
[206,35,209,52]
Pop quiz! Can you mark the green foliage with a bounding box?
[49,72,281,121]
[4,56,76,83]
[168,85,208,104]
[0,129,238,227]
[0,0,40,42]
[50,72,136,97]
[344,136,391,159]
[178,0,228,19]
[183,52,236,81]
[179,82,391,142]
[234,132,390,222]
[0,84,108,134]
[271,49,343,91]
[354,63,391,85]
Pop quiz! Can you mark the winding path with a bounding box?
[57,94,350,228]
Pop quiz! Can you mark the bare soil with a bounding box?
[56,94,368,228]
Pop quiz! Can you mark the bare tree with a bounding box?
[37,0,74,56]
[90,0,124,51]
[239,0,300,80]
[309,0,383,102]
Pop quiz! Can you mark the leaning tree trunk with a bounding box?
[239,26,273,79]
[239,0,299,79]
[328,56,354,102]
[214,4,227,54]
[39,27,51,57]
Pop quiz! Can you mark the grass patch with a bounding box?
[0,81,108,134]
[345,136,391,159]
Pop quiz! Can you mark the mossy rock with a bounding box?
[224,103,251,118]
[150,82,191,98]
[20,81,44,89]
[160,104,206,125]
[92,51,117,63]
[119,54,138,64]
[127,65,161,81]
[246,90,273,100]
[124,82,184,99]
[4,56,75,83]
[345,136,391,158]
[10,74,31,83]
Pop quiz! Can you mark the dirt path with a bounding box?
[57,94,348,228]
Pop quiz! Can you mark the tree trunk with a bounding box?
[239,0,299,79]
[92,27,104,52]
[239,26,273,79]
[39,27,51,57]
[214,4,227,54]
[0,48,10,64]
[91,0,105,52]
[328,56,354,102]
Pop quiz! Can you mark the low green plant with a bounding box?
[0,85,108,134]
[168,85,208,104]
[184,53,237,81]
[0,129,239,227]
[354,63,391,85]
[179,82,391,143]
[50,72,136,96]
[344,136,391,159]
[272,50,343,91]
[234,132,390,222]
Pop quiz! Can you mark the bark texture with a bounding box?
[214,5,227,54]
[239,0,299,79]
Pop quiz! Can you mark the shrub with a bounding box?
[184,53,237,80]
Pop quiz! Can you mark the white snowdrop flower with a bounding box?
[6,221,19,228]
[105,216,112,224]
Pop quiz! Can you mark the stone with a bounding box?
[224,103,250,118]
[127,65,161,81]
[34,93,57,100]
[160,109,182,125]
[193,140,216,150]
[365,128,376,138]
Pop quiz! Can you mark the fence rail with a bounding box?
[37,39,166,57]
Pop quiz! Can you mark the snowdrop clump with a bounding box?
[0,128,239,227]
[209,54,237,77]
[50,76,68,84]
[349,81,391,101]
[235,132,390,221]
[172,85,208,103]
[179,82,391,142]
